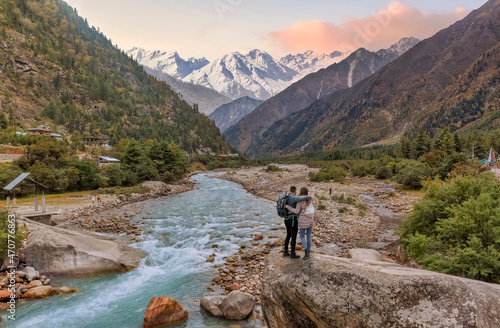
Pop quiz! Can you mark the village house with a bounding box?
[97,156,120,168]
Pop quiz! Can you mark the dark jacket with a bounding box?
[286,194,312,220]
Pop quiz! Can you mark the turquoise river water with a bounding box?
[7,174,278,328]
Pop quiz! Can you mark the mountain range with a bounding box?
[127,48,209,79]
[224,37,421,152]
[239,0,500,157]
[208,97,263,133]
[128,48,346,110]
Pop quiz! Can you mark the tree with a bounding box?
[400,136,411,159]
[103,164,123,186]
[0,112,7,130]
[410,131,431,159]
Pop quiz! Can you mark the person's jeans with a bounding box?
[300,226,312,251]
[284,216,299,253]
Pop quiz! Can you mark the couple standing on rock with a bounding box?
[283,186,315,260]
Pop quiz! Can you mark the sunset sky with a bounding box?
[64,0,487,60]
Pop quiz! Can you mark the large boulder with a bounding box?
[0,290,16,302]
[18,218,143,276]
[25,280,43,289]
[143,296,188,328]
[200,295,226,317]
[262,251,500,328]
[21,286,57,299]
[23,267,37,281]
[219,291,255,320]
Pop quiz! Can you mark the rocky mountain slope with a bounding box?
[208,97,263,133]
[224,38,420,152]
[0,0,229,153]
[143,67,231,115]
[244,0,500,157]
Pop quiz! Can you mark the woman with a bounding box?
[286,187,314,259]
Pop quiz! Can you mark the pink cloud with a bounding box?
[269,2,471,53]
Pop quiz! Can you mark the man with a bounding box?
[284,186,311,259]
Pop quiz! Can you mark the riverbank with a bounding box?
[50,179,195,235]
[209,165,423,304]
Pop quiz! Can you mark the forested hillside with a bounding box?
[0,0,229,153]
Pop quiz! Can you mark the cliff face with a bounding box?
[261,252,500,328]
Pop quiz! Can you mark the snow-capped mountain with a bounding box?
[128,48,349,100]
[182,50,298,100]
[279,50,345,76]
[375,37,421,60]
[128,47,209,79]
[128,38,419,102]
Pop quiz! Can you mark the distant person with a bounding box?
[286,187,315,260]
[96,194,101,203]
[91,196,95,204]
[329,187,332,196]
[283,186,311,259]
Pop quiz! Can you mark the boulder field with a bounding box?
[262,251,500,328]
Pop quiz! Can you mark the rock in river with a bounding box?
[200,295,226,317]
[143,296,188,328]
[22,286,57,299]
[219,291,255,320]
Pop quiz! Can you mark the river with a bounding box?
[8,174,276,328]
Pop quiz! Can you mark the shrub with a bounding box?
[332,193,355,205]
[351,163,369,177]
[265,165,282,172]
[309,164,348,182]
[394,160,430,189]
[400,173,500,283]
[375,166,392,180]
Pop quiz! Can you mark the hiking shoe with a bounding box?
[290,253,300,259]
[283,251,290,257]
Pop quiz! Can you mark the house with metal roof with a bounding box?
[27,125,51,136]
[97,156,120,168]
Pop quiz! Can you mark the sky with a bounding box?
[64,0,488,60]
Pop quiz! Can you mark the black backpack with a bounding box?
[276,191,291,218]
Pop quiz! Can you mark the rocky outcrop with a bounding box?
[143,296,188,328]
[262,251,500,328]
[19,218,142,276]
